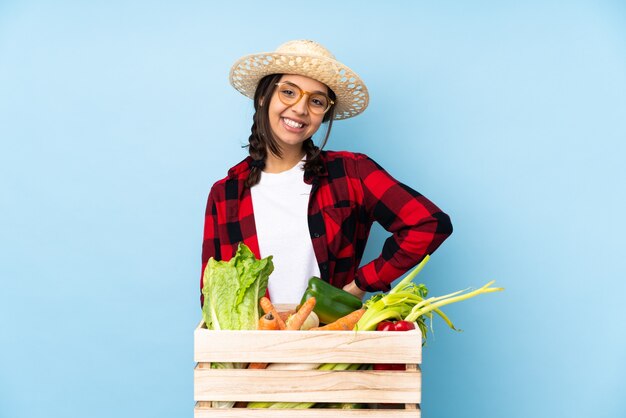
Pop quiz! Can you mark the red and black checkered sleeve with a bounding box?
[200,187,222,307]
[354,155,453,292]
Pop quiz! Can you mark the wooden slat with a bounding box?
[194,328,422,364]
[194,368,421,404]
[194,406,420,418]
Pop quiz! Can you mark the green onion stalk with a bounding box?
[354,255,504,343]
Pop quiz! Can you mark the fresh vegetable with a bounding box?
[201,242,274,408]
[202,243,273,331]
[298,311,319,330]
[257,312,279,331]
[354,256,431,334]
[285,297,316,330]
[248,310,283,370]
[376,320,416,332]
[310,308,366,331]
[402,280,504,325]
[355,255,504,346]
[259,297,287,330]
[246,362,269,370]
[247,313,279,368]
[265,362,321,371]
[299,276,363,324]
[323,403,366,409]
[373,321,416,370]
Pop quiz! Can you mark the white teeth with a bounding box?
[283,118,304,128]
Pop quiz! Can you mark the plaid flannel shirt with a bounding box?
[201,151,452,304]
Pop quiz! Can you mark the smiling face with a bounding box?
[266,74,329,156]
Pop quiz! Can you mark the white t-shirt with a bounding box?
[250,161,320,304]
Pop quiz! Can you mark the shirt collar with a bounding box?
[227,156,254,179]
[227,152,329,182]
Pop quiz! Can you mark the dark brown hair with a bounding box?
[244,74,336,188]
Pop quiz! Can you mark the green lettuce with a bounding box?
[202,243,273,331]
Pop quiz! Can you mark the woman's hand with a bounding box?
[342,280,366,300]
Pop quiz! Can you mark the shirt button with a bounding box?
[322,264,328,270]
[313,232,320,238]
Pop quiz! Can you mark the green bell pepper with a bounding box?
[298,277,363,324]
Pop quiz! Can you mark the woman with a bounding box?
[201,40,452,306]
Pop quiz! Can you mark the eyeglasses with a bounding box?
[274,81,335,115]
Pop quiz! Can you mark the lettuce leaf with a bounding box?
[202,243,273,331]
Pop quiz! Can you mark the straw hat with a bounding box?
[229,40,369,120]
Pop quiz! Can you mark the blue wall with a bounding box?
[1,1,625,417]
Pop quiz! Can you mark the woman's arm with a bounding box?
[353,154,453,293]
[200,188,221,307]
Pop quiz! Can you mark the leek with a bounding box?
[354,255,504,342]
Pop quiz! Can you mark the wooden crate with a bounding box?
[194,321,422,417]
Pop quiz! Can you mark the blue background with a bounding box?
[1,1,625,417]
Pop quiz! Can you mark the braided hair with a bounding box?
[244,74,336,188]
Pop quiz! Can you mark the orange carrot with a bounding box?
[311,308,366,331]
[259,297,286,330]
[247,361,269,370]
[257,312,279,331]
[285,297,316,330]
[246,313,278,371]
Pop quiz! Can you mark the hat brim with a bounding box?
[229,52,369,120]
